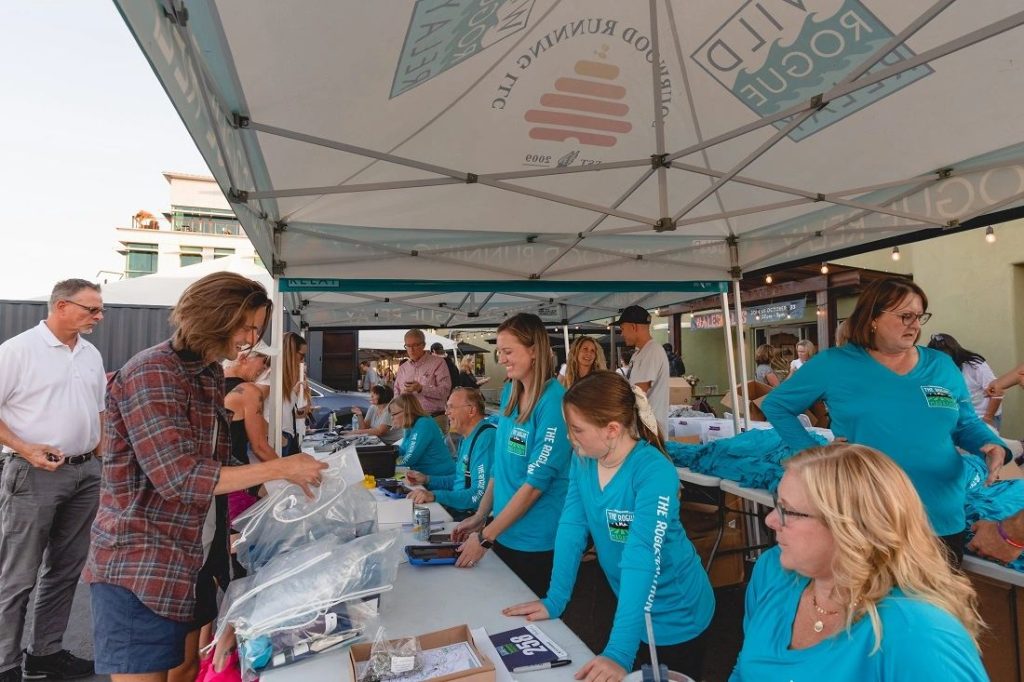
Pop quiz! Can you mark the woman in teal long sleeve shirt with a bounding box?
[389,394,454,478]
[762,278,1006,561]
[505,372,714,682]
[731,444,986,681]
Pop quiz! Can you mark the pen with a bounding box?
[511,659,571,673]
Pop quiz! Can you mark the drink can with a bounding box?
[413,506,430,541]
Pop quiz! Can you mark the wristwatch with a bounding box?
[477,529,494,549]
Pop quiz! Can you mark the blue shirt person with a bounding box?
[389,394,454,478]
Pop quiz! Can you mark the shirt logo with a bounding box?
[921,385,957,410]
[508,426,529,457]
[605,508,634,543]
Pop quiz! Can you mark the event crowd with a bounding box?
[1,273,1023,682]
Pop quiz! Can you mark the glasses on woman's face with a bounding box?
[772,493,818,527]
[389,409,402,417]
[882,310,932,326]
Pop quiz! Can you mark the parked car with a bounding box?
[308,378,371,430]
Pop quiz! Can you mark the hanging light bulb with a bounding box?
[765,274,773,284]
[820,263,829,274]
[985,226,996,243]
[891,246,901,261]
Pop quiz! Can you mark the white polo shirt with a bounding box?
[0,321,106,456]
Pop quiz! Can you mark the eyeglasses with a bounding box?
[772,493,818,527]
[882,310,932,326]
[63,300,105,316]
[404,343,425,349]
[388,409,402,416]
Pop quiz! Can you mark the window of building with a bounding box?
[170,208,241,236]
[213,248,235,259]
[180,246,203,268]
[125,242,158,278]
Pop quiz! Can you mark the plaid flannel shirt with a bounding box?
[84,340,230,622]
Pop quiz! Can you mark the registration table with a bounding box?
[262,495,594,682]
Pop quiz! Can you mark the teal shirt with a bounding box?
[731,547,987,681]
[398,416,454,478]
[492,379,572,552]
[429,418,496,513]
[542,442,714,670]
[762,344,1003,535]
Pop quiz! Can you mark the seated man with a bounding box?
[407,387,495,520]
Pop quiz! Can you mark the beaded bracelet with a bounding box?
[996,521,1024,549]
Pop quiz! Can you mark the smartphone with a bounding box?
[428,533,452,544]
[405,544,460,565]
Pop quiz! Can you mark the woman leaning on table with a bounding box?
[388,393,454,478]
[453,313,573,598]
[505,371,714,682]
[762,277,1008,564]
[731,444,987,681]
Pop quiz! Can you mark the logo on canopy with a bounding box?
[692,0,932,141]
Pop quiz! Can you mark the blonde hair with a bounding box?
[459,355,475,373]
[283,332,307,400]
[497,313,554,423]
[563,337,607,387]
[795,340,816,357]
[786,444,983,652]
[390,392,428,424]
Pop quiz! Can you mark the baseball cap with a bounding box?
[430,342,445,353]
[613,305,652,326]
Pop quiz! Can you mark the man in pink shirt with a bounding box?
[393,329,451,417]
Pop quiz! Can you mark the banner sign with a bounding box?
[690,298,806,329]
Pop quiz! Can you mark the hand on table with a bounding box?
[968,520,1024,564]
[452,513,485,542]
[980,443,1006,485]
[405,470,428,486]
[455,531,488,568]
[575,656,627,682]
[350,406,363,417]
[502,600,550,621]
[408,488,435,504]
[20,443,65,471]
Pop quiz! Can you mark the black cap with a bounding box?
[430,342,445,353]
[613,305,652,326]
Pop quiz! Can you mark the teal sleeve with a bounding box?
[951,374,1007,460]
[541,459,588,618]
[601,471,681,671]
[524,395,572,493]
[429,473,455,491]
[761,354,827,453]
[434,429,495,510]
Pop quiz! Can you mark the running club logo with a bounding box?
[921,385,957,410]
[606,508,634,543]
[691,0,933,141]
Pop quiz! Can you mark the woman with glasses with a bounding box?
[763,277,1006,564]
[505,372,714,681]
[388,393,455,477]
[926,333,1002,427]
[350,384,402,444]
[731,444,986,681]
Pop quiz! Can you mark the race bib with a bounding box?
[508,427,529,457]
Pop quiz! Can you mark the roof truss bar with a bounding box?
[648,0,669,219]
[960,187,1024,222]
[599,197,814,236]
[477,158,650,182]
[840,158,1024,196]
[544,254,728,280]
[473,293,496,317]
[825,196,947,227]
[531,236,727,272]
[534,168,656,277]
[246,177,463,200]
[476,177,659,226]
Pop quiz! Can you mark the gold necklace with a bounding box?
[810,590,839,633]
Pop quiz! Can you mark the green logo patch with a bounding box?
[921,385,957,410]
[508,426,528,457]
[605,509,634,543]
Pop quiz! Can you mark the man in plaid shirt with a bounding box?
[84,272,326,680]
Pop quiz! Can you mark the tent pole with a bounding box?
[720,292,741,433]
[733,280,751,431]
[561,304,570,365]
[271,276,284,453]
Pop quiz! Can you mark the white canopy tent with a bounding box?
[358,329,455,352]
[114,0,1024,432]
[97,255,274,306]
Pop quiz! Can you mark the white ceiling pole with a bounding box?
[246,177,463,199]
[561,304,571,360]
[648,0,669,221]
[270,276,284,454]
[720,291,741,433]
[732,280,751,432]
[476,177,659,226]
[480,158,650,181]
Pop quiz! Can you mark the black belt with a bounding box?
[6,452,92,465]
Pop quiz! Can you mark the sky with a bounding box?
[0,1,209,299]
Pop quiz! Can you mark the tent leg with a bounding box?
[733,281,751,431]
[271,277,284,453]
[561,304,570,366]
[720,292,741,432]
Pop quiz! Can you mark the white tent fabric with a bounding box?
[358,329,456,351]
[98,255,274,306]
[114,0,1024,305]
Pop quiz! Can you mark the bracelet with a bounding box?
[996,521,1024,549]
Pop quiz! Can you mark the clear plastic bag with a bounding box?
[358,626,422,682]
[232,447,377,571]
[216,531,403,680]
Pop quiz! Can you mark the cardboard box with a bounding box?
[669,435,701,444]
[349,625,495,682]
[681,494,747,588]
[667,378,693,405]
[719,381,771,422]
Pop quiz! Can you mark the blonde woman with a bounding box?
[789,339,816,375]
[560,336,607,388]
[453,313,572,597]
[280,332,311,454]
[457,355,490,388]
[731,444,986,681]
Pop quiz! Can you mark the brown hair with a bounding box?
[371,383,394,405]
[170,272,271,361]
[390,392,428,424]
[847,277,928,349]
[451,386,486,415]
[497,313,554,423]
[563,370,668,456]
[754,343,777,365]
[283,331,307,399]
